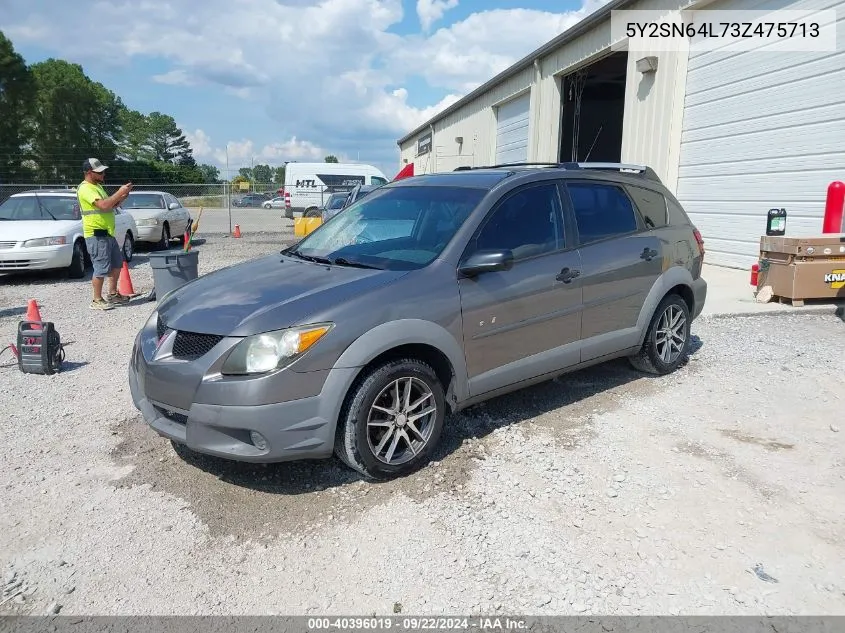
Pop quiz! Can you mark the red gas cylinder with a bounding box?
[750,263,759,286]
[822,181,845,233]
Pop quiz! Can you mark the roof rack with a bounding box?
[453,161,662,183]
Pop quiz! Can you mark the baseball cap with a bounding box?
[83,158,109,173]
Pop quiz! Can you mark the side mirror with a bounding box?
[458,249,514,277]
[168,202,179,210]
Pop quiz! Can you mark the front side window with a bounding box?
[471,183,565,260]
[288,185,486,270]
[372,176,388,185]
[565,182,639,245]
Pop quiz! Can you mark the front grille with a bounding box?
[155,406,187,425]
[172,331,224,360]
[0,241,17,250]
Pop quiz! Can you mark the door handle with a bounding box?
[640,247,658,261]
[556,267,581,283]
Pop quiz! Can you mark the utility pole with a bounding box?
[226,143,232,235]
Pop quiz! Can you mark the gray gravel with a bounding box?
[1,233,844,616]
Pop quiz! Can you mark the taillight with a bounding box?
[284,192,290,208]
[693,228,705,256]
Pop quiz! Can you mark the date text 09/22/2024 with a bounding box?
[307,617,529,630]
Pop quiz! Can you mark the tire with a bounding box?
[334,358,446,480]
[628,293,691,375]
[123,231,134,262]
[263,203,272,209]
[156,222,170,250]
[68,239,86,279]
[304,207,321,218]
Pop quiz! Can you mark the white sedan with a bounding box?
[0,189,138,278]
[121,190,192,248]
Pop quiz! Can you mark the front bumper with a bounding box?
[127,315,356,463]
[0,244,72,272]
[135,224,164,242]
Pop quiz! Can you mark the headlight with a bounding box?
[221,323,333,375]
[22,236,66,247]
[136,218,159,226]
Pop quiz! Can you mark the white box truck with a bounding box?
[283,162,389,218]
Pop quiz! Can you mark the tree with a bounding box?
[117,108,149,162]
[273,166,286,184]
[238,167,253,181]
[252,163,271,183]
[29,58,125,182]
[0,31,36,181]
[144,111,192,163]
[324,155,338,163]
[198,164,220,183]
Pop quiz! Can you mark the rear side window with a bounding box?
[565,182,638,245]
[666,197,690,226]
[625,184,668,229]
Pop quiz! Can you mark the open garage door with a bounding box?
[495,93,530,164]
[675,0,845,269]
[559,51,627,163]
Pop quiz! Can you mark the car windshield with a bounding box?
[286,185,486,270]
[0,195,81,221]
[327,195,347,209]
[123,193,165,209]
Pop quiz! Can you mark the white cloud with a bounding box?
[417,0,459,31]
[183,128,326,175]
[3,0,613,176]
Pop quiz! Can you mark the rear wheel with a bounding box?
[334,358,446,480]
[304,207,321,218]
[629,293,691,375]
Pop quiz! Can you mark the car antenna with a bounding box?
[32,192,58,221]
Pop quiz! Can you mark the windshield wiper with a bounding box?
[33,193,58,220]
[285,250,332,265]
[331,257,382,270]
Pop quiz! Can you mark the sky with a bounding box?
[1,0,611,180]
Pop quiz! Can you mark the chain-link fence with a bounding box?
[0,183,285,209]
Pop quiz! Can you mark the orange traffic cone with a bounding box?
[118,262,138,297]
[26,299,42,330]
[233,224,241,238]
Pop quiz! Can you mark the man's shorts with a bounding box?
[85,234,123,278]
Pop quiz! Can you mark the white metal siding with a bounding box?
[676,0,845,269]
[495,93,531,164]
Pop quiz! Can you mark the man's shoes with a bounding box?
[91,298,114,310]
[107,292,130,304]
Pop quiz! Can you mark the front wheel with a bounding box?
[156,223,171,250]
[629,293,691,375]
[334,358,446,480]
[123,231,134,262]
[68,239,86,279]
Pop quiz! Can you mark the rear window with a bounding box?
[625,184,668,229]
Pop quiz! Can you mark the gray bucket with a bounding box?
[148,249,199,299]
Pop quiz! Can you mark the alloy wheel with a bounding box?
[655,305,687,364]
[367,377,437,465]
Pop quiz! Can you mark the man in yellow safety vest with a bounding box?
[76,158,134,310]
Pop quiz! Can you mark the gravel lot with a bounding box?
[1,231,844,617]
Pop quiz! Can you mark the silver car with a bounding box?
[122,191,192,249]
[129,162,707,480]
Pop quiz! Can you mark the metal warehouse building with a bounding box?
[396,0,844,269]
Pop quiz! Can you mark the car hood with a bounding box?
[156,253,408,337]
[0,219,80,242]
[122,208,164,219]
